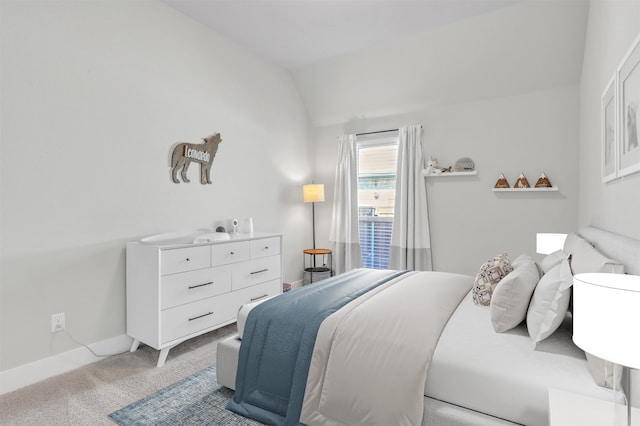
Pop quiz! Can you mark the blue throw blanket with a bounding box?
[227,268,409,425]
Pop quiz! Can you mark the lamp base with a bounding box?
[614,366,640,426]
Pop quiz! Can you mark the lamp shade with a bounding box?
[303,184,325,203]
[573,273,640,369]
[536,233,567,255]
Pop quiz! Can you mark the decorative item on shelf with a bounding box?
[215,226,226,233]
[494,173,510,188]
[231,218,239,234]
[514,173,530,188]
[454,157,475,172]
[425,156,438,174]
[534,172,553,188]
[170,133,223,184]
[441,166,452,173]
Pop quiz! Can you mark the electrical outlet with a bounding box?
[51,313,65,333]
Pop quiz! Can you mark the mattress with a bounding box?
[236,295,276,339]
[424,292,614,426]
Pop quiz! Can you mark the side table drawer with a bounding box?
[251,237,281,258]
[160,265,232,310]
[161,295,237,344]
[161,246,210,275]
[212,241,250,265]
[232,256,281,291]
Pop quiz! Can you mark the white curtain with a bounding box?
[389,125,433,271]
[329,134,362,274]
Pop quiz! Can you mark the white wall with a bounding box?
[313,85,580,276]
[0,1,312,372]
[579,1,640,239]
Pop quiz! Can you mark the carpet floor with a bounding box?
[0,324,245,425]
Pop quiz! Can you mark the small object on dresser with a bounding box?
[514,173,530,188]
[454,157,475,172]
[494,173,510,188]
[441,166,452,173]
[534,172,553,188]
[215,226,226,233]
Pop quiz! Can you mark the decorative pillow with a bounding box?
[526,258,572,343]
[538,250,568,275]
[490,255,540,332]
[472,253,513,306]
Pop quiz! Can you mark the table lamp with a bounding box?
[303,183,325,249]
[573,273,640,426]
[536,233,567,254]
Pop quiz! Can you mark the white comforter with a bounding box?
[300,271,473,426]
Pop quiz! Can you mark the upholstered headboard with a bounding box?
[578,226,640,276]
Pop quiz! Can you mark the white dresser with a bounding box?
[126,232,282,366]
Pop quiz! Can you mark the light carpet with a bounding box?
[109,364,263,425]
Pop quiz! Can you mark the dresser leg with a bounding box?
[130,339,140,353]
[157,347,171,367]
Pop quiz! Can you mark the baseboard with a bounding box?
[290,279,303,289]
[0,333,132,395]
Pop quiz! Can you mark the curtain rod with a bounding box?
[355,129,398,136]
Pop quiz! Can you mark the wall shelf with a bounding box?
[492,186,559,192]
[423,170,478,177]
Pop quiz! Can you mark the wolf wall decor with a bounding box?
[170,133,222,184]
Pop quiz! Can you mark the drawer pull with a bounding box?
[250,268,269,275]
[251,294,269,302]
[188,281,214,290]
[189,312,213,321]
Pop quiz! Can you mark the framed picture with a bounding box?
[617,32,640,178]
[602,74,617,183]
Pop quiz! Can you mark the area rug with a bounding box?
[109,364,264,425]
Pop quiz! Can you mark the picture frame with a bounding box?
[617,32,640,178]
[602,74,617,183]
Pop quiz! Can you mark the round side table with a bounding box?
[303,248,332,285]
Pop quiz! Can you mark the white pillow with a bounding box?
[563,233,624,274]
[526,259,572,343]
[490,255,540,333]
[538,250,568,274]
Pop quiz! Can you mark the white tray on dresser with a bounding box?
[126,232,282,367]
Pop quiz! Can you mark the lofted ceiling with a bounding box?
[165,0,589,127]
[164,0,522,70]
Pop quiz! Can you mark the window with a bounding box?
[357,138,398,269]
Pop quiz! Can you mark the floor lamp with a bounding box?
[303,183,325,249]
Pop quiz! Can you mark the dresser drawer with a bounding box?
[231,255,281,291]
[211,241,250,266]
[228,279,282,307]
[161,246,210,275]
[160,265,232,310]
[251,237,281,258]
[161,295,237,344]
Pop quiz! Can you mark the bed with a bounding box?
[216,226,640,425]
